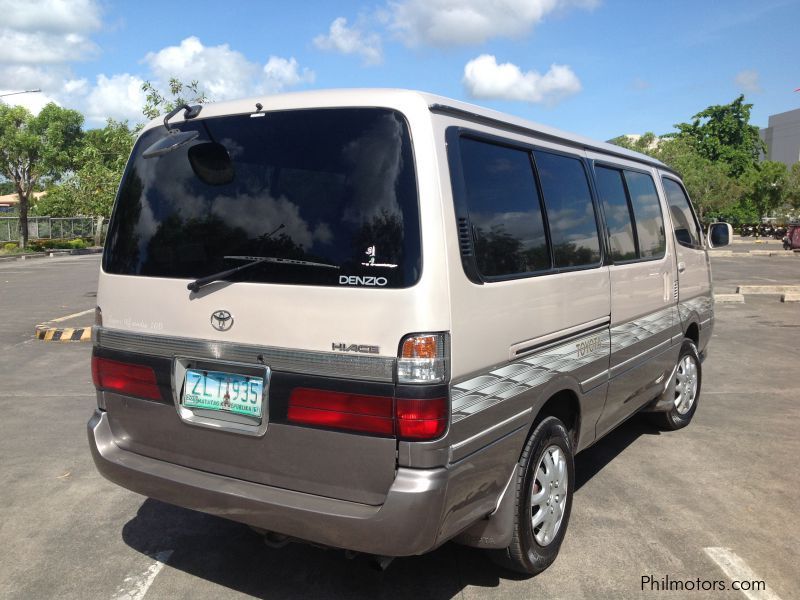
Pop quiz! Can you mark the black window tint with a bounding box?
[103,109,421,288]
[624,171,665,258]
[459,138,549,277]
[534,151,601,268]
[595,166,636,261]
[662,178,701,247]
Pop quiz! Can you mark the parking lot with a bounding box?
[0,250,798,600]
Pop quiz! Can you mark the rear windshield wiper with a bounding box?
[187,256,339,293]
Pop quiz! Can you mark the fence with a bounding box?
[0,217,108,243]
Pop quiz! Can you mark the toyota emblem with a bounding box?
[210,310,233,331]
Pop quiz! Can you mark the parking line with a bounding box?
[49,308,94,323]
[704,547,783,600]
[111,550,173,600]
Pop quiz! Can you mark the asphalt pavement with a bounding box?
[0,252,797,600]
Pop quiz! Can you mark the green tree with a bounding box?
[673,95,764,177]
[786,162,800,210]
[0,103,84,248]
[141,78,208,120]
[35,119,134,242]
[743,160,788,220]
[608,132,658,156]
[655,138,742,222]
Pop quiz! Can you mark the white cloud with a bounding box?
[734,69,761,93]
[85,73,147,124]
[0,0,101,64]
[144,37,314,100]
[463,54,582,105]
[388,0,599,47]
[263,56,315,92]
[314,17,383,66]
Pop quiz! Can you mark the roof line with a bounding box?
[428,103,679,177]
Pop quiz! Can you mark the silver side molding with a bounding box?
[94,327,396,382]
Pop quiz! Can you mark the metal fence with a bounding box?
[0,217,107,243]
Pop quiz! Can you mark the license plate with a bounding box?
[182,369,264,418]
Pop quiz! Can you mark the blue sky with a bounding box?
[0,0,797,140]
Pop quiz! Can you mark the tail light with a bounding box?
[288,388,394,435]
[397,333,449,383]
[288,389,448,440]
[91,356,161,400]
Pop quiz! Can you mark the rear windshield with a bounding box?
[103,108,421,288]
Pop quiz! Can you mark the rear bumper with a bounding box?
[88,409,450,556]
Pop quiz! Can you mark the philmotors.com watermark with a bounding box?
[642,574,767,593]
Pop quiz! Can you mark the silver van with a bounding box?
[88,89,731,575]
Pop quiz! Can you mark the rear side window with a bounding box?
[595,166,636,261]
[458,138,548,277]
[534,151,601,268]
[662,177,702,248]
[624,171,666,258]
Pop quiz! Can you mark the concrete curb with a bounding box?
[35,324,92,342]
[737,285,800,295]
[0,247,102,262]
[781,293,800,303]
[34,308,94,343]
[714,294,745,303]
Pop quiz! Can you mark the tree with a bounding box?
[673,95,764,177]
[655,138,742,222]
[743,161,788,220]
[786,162,800,210]
[0,103,84,247]
[141,78,208,121]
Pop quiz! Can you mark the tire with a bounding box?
[649,339,702,431]
[491,416,575,576]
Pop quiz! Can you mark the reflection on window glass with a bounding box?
[459,138,549,277]
[104,108,421,288]
[662,178,701,247]
[625,171,665,258]
[534,151,601,268]
[595,166,636,261]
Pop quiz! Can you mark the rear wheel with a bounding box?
[649,339,701,430]
[491,416,574,575]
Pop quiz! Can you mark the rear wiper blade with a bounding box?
[187,255,339,293]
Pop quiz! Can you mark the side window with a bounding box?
[624,171,666,258]
[458,138,549,277]
[595,166,636,261]
[534,151,601,268]
[662,177,702,248]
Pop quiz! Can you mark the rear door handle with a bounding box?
[677,262,686,273]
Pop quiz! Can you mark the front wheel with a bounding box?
[649,339,702,431]
[491,416,575,575]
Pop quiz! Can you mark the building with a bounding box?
[760,108,800,167]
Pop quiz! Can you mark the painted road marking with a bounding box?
[112,550,173,600]
[704,547,783,600]
[49,308,94,323]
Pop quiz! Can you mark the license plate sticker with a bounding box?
[182,369,264,418]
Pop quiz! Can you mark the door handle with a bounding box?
[677,262,686,273]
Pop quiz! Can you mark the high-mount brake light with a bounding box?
[397,333,449,384]
[91,356,161,400]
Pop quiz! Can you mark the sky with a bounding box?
[0,0,797,141]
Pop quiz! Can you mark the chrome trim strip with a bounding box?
[581,369,609,387]
[450,408,532,453]
[95,327,396,382]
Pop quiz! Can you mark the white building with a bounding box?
[760,108,800,167]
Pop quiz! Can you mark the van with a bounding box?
[88,89,731,575]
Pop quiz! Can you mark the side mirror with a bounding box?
[707,222,733,248]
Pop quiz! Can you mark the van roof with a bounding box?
[144,88,670,172]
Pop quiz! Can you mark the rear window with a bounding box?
[104,108,421,288]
